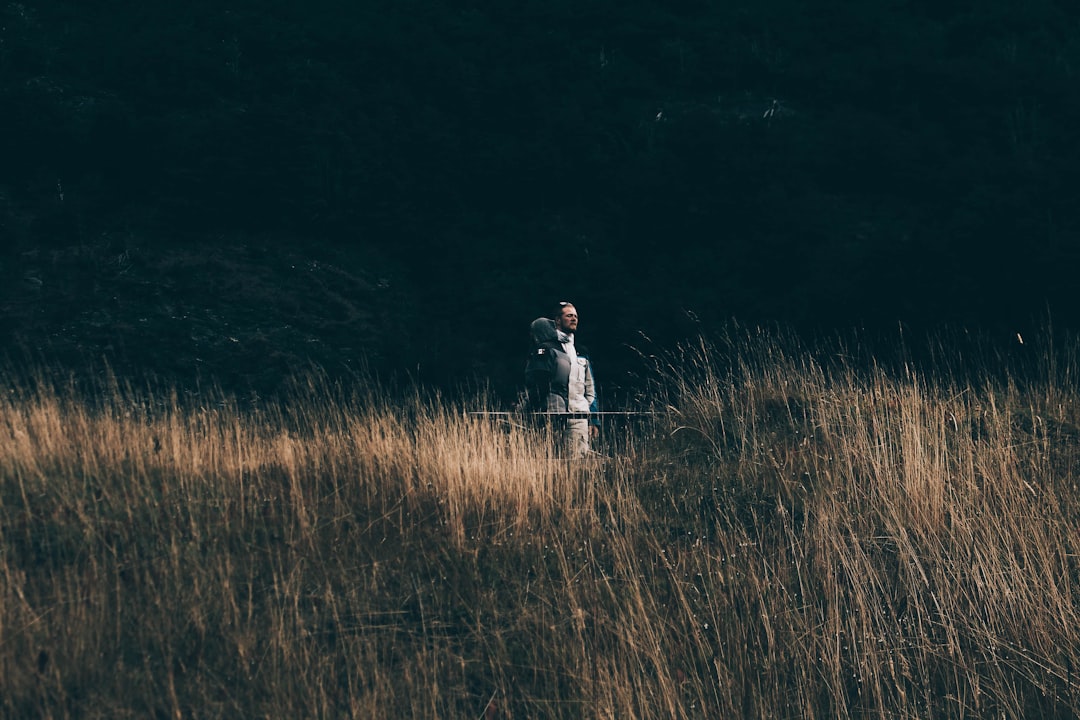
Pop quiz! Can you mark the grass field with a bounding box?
[2,327,1079,718]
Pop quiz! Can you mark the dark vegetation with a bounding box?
[2,0,1080,394]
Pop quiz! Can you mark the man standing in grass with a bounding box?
[525,301,597,457]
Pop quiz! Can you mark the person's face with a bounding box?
[557,305,579,333]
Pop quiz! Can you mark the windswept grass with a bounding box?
[2,329,1079,718]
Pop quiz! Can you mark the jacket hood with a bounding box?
[530,317,558,346]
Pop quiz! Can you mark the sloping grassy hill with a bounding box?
[1,328,1078,718]
[0,239,416,393]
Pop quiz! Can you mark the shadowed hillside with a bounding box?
[3,1,1080,392]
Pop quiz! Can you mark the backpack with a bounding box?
[524,317,562,411]
[524,344,558,411]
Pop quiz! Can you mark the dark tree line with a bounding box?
[2,0,1079,393]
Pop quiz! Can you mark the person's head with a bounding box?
[554,301,578,334]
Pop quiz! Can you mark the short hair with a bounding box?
[553,301,575,320]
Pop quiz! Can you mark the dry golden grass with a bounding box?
[1,329,1079,718]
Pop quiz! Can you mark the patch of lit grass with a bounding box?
[2,329,1079,718]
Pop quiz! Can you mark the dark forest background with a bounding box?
[2,0,1079,399]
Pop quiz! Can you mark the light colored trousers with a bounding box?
[566,418,590,458]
